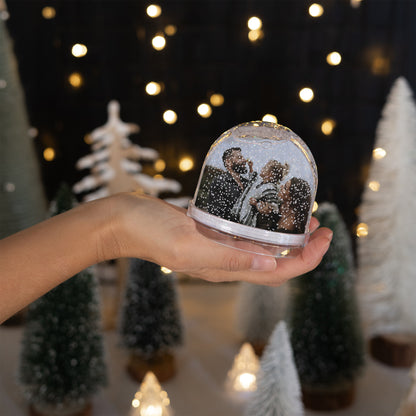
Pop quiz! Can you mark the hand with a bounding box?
[108,193,333,286]
[247,159,253,173]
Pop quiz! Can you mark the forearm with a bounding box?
[0,198,116,322]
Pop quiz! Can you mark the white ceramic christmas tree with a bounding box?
[244,321,303,416]
[225,343,259,394]
[73,100,181,201]
[130,372,172,416]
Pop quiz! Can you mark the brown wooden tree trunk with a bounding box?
[370,334,416,368]
[302,382,355,411]
[127,351,176,383]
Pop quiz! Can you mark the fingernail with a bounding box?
[251,256,277,271]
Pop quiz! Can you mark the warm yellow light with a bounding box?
[197,103,212,118]
[43,147,55,161]
[247,16,262,30]
[164,25,177,36]
[280,249,290,257]
[326,51,342,66]
[371,56,390,76]
[368,180,380,192]
[350,0,363,8]
[153,174,164,179]
[145,82,161,96]
[237,373,256,390]
[161,266,172,274]
[42,6,56,19]
[299,87,314,102]
[356,223,369,238]
[262,114,278,123]
[179,157,194,172]
[321,119,336,135]
[71,43,88,58]
[163,110,177,124]
[248,29,264,42]
[373,147,387,160]
[154,159,166,172]
[68,72,83,88]
[146,4,162,18]
[312,201,319,213]
[210,93,224,107]
[152,35,166,51]
[140,404,163,416]
[309,3,324,17]
[132,399,140,408]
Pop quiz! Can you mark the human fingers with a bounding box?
[192,226,332,285]
[309,216,320,233]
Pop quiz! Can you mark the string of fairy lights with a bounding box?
[37,2,362,165]
[38,0,388,239]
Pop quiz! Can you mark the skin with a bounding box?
[224,149,248,190]
[0,192,332,323]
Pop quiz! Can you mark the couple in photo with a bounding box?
[206,147,311,234]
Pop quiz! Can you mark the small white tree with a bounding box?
[357,77,416,336]
[236,282,288,352]
[73,100,181,201]
[244,321,303,416]
[395,362,416,416]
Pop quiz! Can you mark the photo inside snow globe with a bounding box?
[188,122,318,258]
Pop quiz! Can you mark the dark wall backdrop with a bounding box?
[5,0,416,236]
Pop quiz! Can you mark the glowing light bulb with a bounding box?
[152,35,166,51]
[164,25,177,36]
[179,157,194,172]
[132,399,140,408]
[309,3,324,17]
[356,223,369,238]
[42,6,56,19]
[161,266,172,274]
[321,119,336,135]
[68,72,83,88]
[350,0,363,8]
[238,373,256,390]
[71,43,88,58]
[368,180,380,192]
[373,147,387,160]
[163,110,177,124]
[299,87,314,102]
[140,404,163,416]
[43,147,55,161]
[154,159,166,172]
[262,114,277,123]
[312,201,319,213]
[247,16,262,30]
[248,29,264,42]
[326,51,342,66]
[210,93,224,107]
[197,103,212,118]
[146,4,162,18]
[145,82,162,96]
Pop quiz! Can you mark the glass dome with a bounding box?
[187,121,318,258]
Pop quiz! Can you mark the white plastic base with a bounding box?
[187,203,309,258]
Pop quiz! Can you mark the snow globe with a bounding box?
[187,121,318,257]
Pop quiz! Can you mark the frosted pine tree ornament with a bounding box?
[188,121,317,257]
